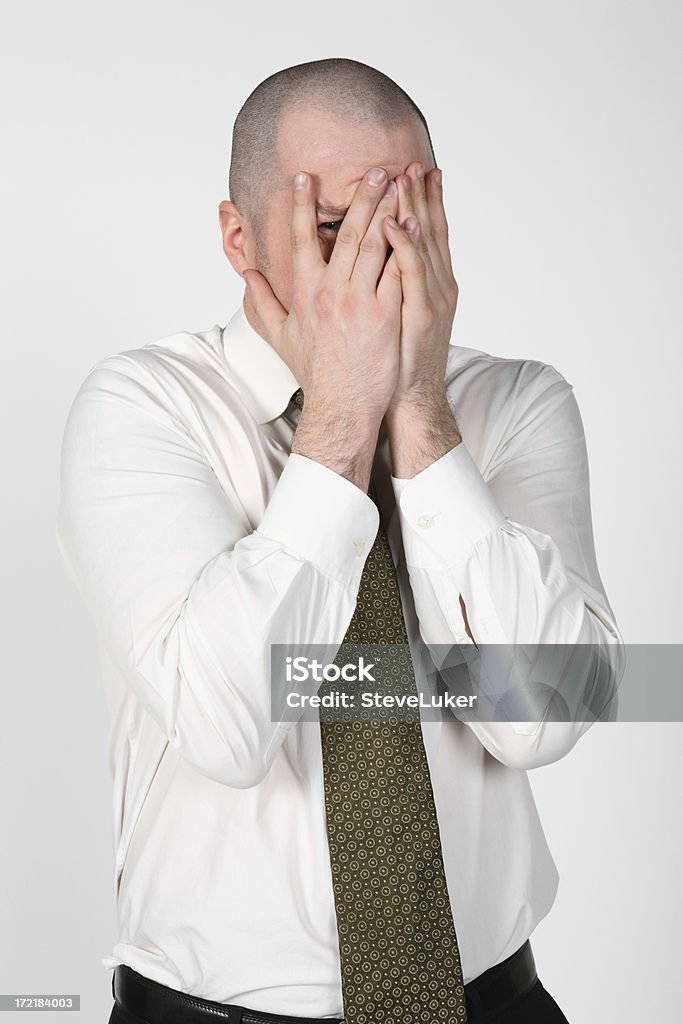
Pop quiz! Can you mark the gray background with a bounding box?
[1,1,681,1021]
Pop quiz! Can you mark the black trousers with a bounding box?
[465,975,569,1022]
[108,975,570,1024]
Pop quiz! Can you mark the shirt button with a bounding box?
[417,514,435,529]
[353,540,365,556]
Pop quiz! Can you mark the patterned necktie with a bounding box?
[290,388,467,1024]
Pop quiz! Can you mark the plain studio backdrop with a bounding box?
[1,2,681,1022]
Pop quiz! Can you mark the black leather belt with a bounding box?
[112,940,537,1024]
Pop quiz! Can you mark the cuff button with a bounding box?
[417,514,435,529]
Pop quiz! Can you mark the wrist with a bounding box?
[303,391,386,437]
[292,400,381,493]
[385,378,451,422]
[385,391,462,478]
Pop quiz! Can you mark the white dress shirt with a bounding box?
[55,301,624,1015]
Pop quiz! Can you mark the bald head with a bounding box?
[228,57,436,235]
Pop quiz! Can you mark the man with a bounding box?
[56,58,623,1024]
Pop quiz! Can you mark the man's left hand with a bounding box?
[382,162,462,476]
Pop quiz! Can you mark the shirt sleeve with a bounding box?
[55,358,379,789]
[391,362,625,770]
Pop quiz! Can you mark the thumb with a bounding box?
[243,268,288,343]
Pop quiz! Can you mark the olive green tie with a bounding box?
[290,388,468,1024]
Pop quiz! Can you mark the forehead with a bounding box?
[274,104,432,208]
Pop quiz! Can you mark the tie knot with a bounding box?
[291,388,304,411]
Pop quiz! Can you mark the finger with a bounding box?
[405,163,437,270]
[243,268,288,350]
[351,179,399,290]
[425,166,455,277]
[396,171,417,236]
[377,216,430,311]
[327,166,390,282]
[404,165,452,295]
[403,216,421,251]
[414,166,451,288]
[375,224,403,311]
[290,171,326,279]
[403,211,456,311]
[398,169,437,288]
[394,181,439,333]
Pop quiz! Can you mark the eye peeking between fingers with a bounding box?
[319,220,344,235]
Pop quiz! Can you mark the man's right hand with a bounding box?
[243,167,404,492]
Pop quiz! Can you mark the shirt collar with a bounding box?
[221,299,300,425]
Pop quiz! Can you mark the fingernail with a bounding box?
[294,172,308,189]
[434,169,442,185]
[383,180,397,198]
[369,167,387,186]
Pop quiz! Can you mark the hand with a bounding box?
[383,161,459,417]
[381,163,462,476]
[243,166,408,490]
[244,166,404,430]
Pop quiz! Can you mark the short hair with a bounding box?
[228,57,436,236]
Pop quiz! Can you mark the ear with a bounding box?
[218,200,252,277]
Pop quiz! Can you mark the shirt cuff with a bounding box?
[391,441,507,570]
[257,452,379,589]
